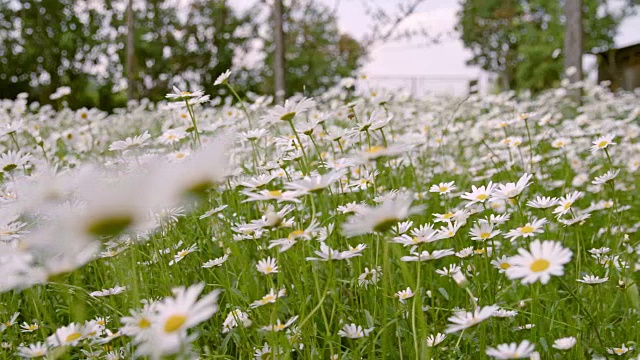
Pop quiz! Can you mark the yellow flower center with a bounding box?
[439,186,448,192]
[138,318,151,329]
[480,232,490,239]
[529,259,550,272]
[367,146,385,154]
[175,153,186,159]
[65,332,82,342]
[597,140,608,148]
[265,265,274,273]
[164,314,187,333]
[280,112,296,121]
[262,295,276,303]
[520,225,534,234]
[563,202,573,210]
[181,91,191,95]
[615,349,625,354]
[500,262,511,270]
[443,213,454,219]
[476,194,488,201]
[268,190,282,197]
[28,324,38,330]
[289,229,305,239]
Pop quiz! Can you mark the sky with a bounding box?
[230,0,640,94]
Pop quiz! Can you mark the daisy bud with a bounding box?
[452,271,469,287]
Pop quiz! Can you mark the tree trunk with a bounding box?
[126,0,135,101]
[564,0,582,101]
[273,0,286,104]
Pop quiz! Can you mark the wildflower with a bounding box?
[395,287,414,303]
[492,308,518,317]
[577,274,608,284]
[592,170,619,185]
[16,342,48,358]
[108,131,151,153]
[607,344,631,356]
[504,218,548,241]
[285,170,345,194]
[261,316,298,332]
[250,288,287,308]
[469,222,501,241]
[256,257,279,274]
[400,249,455,262]
[436,264,461,276]
[486,340,536,359]
[444,305,498,333]
[169,244,197,266]
[146,283,221,346]
[20,322,39,332]
[342,192,424,237]
[552,336,577,350]
[262,97,316,124]
[0,151,32,173]
[202,254,230,268]
[47,323,86,347]
[358,266,382,287]
[338,323,373,338]
[90,285,127,297]
[590,134,616,154]
[426,333,446,347]
[461,182,497,207]
[214,69,232,86]
[253,343,283,360]
[165,86,204,100]
[1,312,19,331]
[491,256,512,273]
[492,173,532,200]
[429,181,457,194]
[506,240,573,284]
[527,196,558,209]
[222,309,252,333]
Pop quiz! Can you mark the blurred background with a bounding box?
[0,0,639,110]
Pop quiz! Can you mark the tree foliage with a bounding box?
[0,0,363,110]
[457,0,630,92]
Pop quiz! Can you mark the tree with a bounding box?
[457,0,629,92]
[260,0,363,97]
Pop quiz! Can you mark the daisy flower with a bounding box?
[527,196,558,209]
[592,169,619,185]
[20,322,39,333]
[395,287,414,303]
[469,222,501,241]
[429,181,457,194]
[426,333,446,347]
[47,323,86,347]
[202,254,230,268]
[338,323,373,338]
[444,305,498,333]
[169,244,198,266]
[553,191,582,217]
[256,257,279,274]
[504,218,547,242]
[400,249,455,262]
[342,192,425,237]
[0,151,32,173]
[285,170,345,194]
[492,173,533,200]
[590,134,616,154]
[486,340,535,359]
[506,240,573,284]
[108,131,151,153]
[261,316,298,332]
[607,344,631,356]
[152,283,221,335]
[491,256,512,273]
[1,312,19,331]
[552,336,577,350]
[461,182,497,207]
[262,97,316,123]
[90,285,127,297]
[214,69,232,85]
[165,86,204,100]
[250,288,287,308]
[16,342,48,358]
[222,309,252,333]
[577,274,608,284]
[358,266,382,287]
